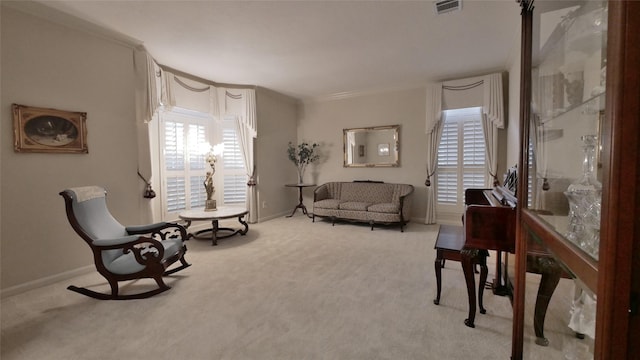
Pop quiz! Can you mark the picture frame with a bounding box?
[12,104,88,153]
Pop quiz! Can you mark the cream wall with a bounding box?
[255,88,299,220]
[298,88,428,221]
[1,7,142,291]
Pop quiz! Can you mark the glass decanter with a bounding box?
[564,135,602,258]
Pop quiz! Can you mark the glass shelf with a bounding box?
[528,1,607,263]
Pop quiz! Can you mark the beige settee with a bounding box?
[312,181,414,232]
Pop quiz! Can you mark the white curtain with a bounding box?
[235,119,257,223]
[222,89,258,223]
[232,89,258,223]
[134,48,160,125]
[160,70,176,109]
[133,48,161,221]
[425,83,443,224]
[482,115,500,186]
[481,73,505,186]
[209,86,220,120]
[482,73,505,128]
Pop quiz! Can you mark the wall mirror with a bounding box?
[343,125,399,167]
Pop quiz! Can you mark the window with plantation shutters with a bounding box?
[160,108,211,220]
[221,118,247,204]
[437,107,487,212]
[159,109,249,221]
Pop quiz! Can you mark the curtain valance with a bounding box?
[221,89,257,138]
[157,69,256,135]
[425,83,443,134]
[134,47,161,124]
[425,72,505,131]
[160,70,221,117]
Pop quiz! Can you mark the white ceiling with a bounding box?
[23,0,521,101]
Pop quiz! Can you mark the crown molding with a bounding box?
[3,1,142,49]
[302,82,427,104]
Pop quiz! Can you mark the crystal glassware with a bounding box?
[564,135,602,258]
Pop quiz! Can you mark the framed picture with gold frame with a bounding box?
[12,104,88,153]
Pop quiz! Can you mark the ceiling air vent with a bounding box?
[434,0,462,15]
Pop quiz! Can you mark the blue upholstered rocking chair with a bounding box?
[60,186,191,300]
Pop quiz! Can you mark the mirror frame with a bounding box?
[343,125,400,168]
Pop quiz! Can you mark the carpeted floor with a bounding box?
[1,216,586,359]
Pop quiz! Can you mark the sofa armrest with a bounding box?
[314,184,330,202]
[399,185,415,221]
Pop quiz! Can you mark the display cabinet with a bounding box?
[513,1,639,359]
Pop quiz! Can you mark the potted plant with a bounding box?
[287,141,319,184]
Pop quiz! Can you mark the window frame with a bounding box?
[157,109,248,221]
[436,106,487,215]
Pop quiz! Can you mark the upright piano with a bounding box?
[462,185,566,346]
[464,186,516,294]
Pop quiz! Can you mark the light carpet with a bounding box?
[2,216,583,359]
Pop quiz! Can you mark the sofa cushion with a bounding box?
[341,182,395,203]
[339,201,371,211]
[314,199,342,209]
[367,203,400,214]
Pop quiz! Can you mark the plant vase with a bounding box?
[297,165,306,184]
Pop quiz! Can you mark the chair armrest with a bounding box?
[126,222,170,233]
[126,222,187,241]
[93,235,141,247]
[94,235,167,265]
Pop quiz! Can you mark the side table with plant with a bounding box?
[287,141,320,184]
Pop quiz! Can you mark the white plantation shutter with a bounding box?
[222,119,247,204]
[188,124,207,208]
[224,175,247,203]
[166,176,186,212]
[462,115,486,195]
[437,107,486,208]
[160,108,211,219]
[188,124,207,172]
[164,122,185,171]
[164,120,186,213]
[437,119,458,204]
[190,175,206,208]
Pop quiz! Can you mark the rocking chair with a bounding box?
[60,186,191,300]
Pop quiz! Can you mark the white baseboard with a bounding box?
[1,264,94,299]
